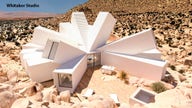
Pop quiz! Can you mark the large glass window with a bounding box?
[58,73,72,88]
[42,39,59,60]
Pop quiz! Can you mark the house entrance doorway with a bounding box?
[87,52,101,67]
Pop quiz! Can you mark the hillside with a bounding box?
[77,0,192,13]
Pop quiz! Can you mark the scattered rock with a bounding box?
[143,79,155,87]
[19,82,44,96]
[120,103,130,108]
[161,81,174,90]
[147,87,192,108]
[52,94,61,104]
[0,91,16,108]
[42,86,58,102]
[11,98,30,108]
[7,70,18,83]
[88,95,104,102]
[30,92,43,102]
[0,76,8,83]
[0,83,13,92]
[102,70,116,75]
[102,98,116,108]
[129,77,139,85]
[60,90,71,103]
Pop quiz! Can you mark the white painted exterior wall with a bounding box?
[20,50,43,69]
[88,12,116,51]
[31,26,64,46]
[71,55,87,92]
[134,49,162,61]
[26,58,59,82]
[98,29,156,55]
[71,12,89,46]
[101,51,166,81]
[53,41,86,64]
[53,55,87,93]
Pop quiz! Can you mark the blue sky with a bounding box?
[0,0,87,14]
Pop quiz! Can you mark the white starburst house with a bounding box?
[20,12,167,93]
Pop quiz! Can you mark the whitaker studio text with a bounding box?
[6,3,39,8]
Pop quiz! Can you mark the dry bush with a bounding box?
[151,82,167,93]
[117,70,129,84]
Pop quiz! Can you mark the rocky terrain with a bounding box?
[1,0,192,107]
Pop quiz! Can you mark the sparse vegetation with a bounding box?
[151,82,167,93]
[117,71,129,84]
[178,69,185,74]
[170,65,176,70]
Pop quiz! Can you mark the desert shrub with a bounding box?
[151,82,167,93]
[170,65,176,70]
[117,71,127,80]
[178,69,185,74]
[117,71,129,84]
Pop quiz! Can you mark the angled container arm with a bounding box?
[134,49,162,61]
[20,49,43,69]
[25,56,59,82]
[88,12,116,51]
[31,26,64,46]
[98,29,156,55]
[101,51,167,81]
[53,40,86,64]
[53,55,87,93]
[71,12,89,47]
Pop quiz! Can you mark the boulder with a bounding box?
[87,100,105,108]
[88,95,104,102]
[120,103,130,108]
[52,94,61,104]
[19,82,44,96]
[30,92,43,102]
[147,87,192,108]
[102,98,116,108]
[102,70,116,75]
[0,83,13,92]
[143,79,155,87]
[11,98,30,108]
[0,76,8,83]
[42,86,58,102]
[160,81,174,89]
[60,90,71,103]
[0,91,16,108]
[7,70,18,83]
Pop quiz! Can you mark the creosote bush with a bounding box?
[117,70,129,84]
[151,82,167,93]
[178,69,185,74]
[170,65,176,70]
